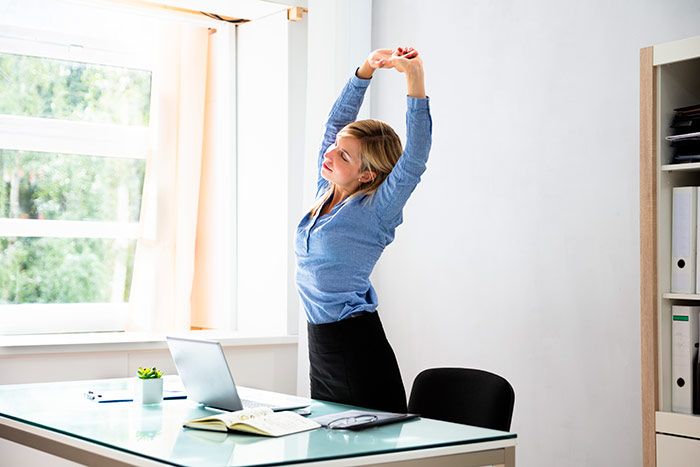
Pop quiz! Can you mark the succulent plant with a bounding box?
[137,367,163,379]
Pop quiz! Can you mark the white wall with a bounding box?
[368,1,700,466]
[0,344,297,389]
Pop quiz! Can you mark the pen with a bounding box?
[84,390,132,403]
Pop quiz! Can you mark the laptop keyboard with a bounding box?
[241,399,274,409]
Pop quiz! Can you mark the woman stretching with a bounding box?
[295,47,432,413]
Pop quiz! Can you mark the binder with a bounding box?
[672,305,700,414]
[671,186,696,293]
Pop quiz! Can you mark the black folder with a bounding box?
[312,409,419,430]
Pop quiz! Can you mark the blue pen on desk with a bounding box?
[84,389,187,403]
[84,390,132,403]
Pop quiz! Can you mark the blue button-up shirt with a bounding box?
[295,74,432,324]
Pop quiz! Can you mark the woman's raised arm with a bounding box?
[315,49,402,193]
[371,48,431,224]
[380,46,425,97]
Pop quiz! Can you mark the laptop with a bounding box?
[166,336,311,412]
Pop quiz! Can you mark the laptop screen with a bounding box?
[166,336,244,411]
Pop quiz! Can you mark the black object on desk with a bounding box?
[312,409,418,430]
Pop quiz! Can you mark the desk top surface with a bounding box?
[0,377,516,466]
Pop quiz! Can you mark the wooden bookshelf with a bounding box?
[640,35,700,467]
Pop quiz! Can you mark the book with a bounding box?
[311,409,419,430]
[183,407,321,437]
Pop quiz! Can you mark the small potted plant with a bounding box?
[135,367,164,404]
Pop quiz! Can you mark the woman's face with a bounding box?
[321,135,373,192]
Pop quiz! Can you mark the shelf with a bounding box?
[654,35,700,66]
[662,292,700,300]
[657,411,700,439]
[642,36,700,467]
[661,162,700,172]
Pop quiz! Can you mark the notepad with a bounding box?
[184,407,321,437]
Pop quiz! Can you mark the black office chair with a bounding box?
[408,368,515,431]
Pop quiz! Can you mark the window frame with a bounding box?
[0,25,155,335]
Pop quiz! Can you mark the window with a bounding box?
[0,8,156,334]
[0,0,305,336]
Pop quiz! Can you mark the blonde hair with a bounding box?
[310,119,403,216]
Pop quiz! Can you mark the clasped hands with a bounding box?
[366,46,423,75]
[357,46,425,98]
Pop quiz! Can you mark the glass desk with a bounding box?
[0,377,517,466]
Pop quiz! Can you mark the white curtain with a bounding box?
[190,24,237,331]
[128,22,210,332]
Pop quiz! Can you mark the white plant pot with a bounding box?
[136,378,163,404]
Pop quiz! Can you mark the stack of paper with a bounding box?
[668,104,700,163]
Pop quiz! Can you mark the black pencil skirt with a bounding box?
[307,311,407,413]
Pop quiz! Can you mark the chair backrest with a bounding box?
[408,367,515,431]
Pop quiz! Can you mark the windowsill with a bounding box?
[0,330,298,356]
